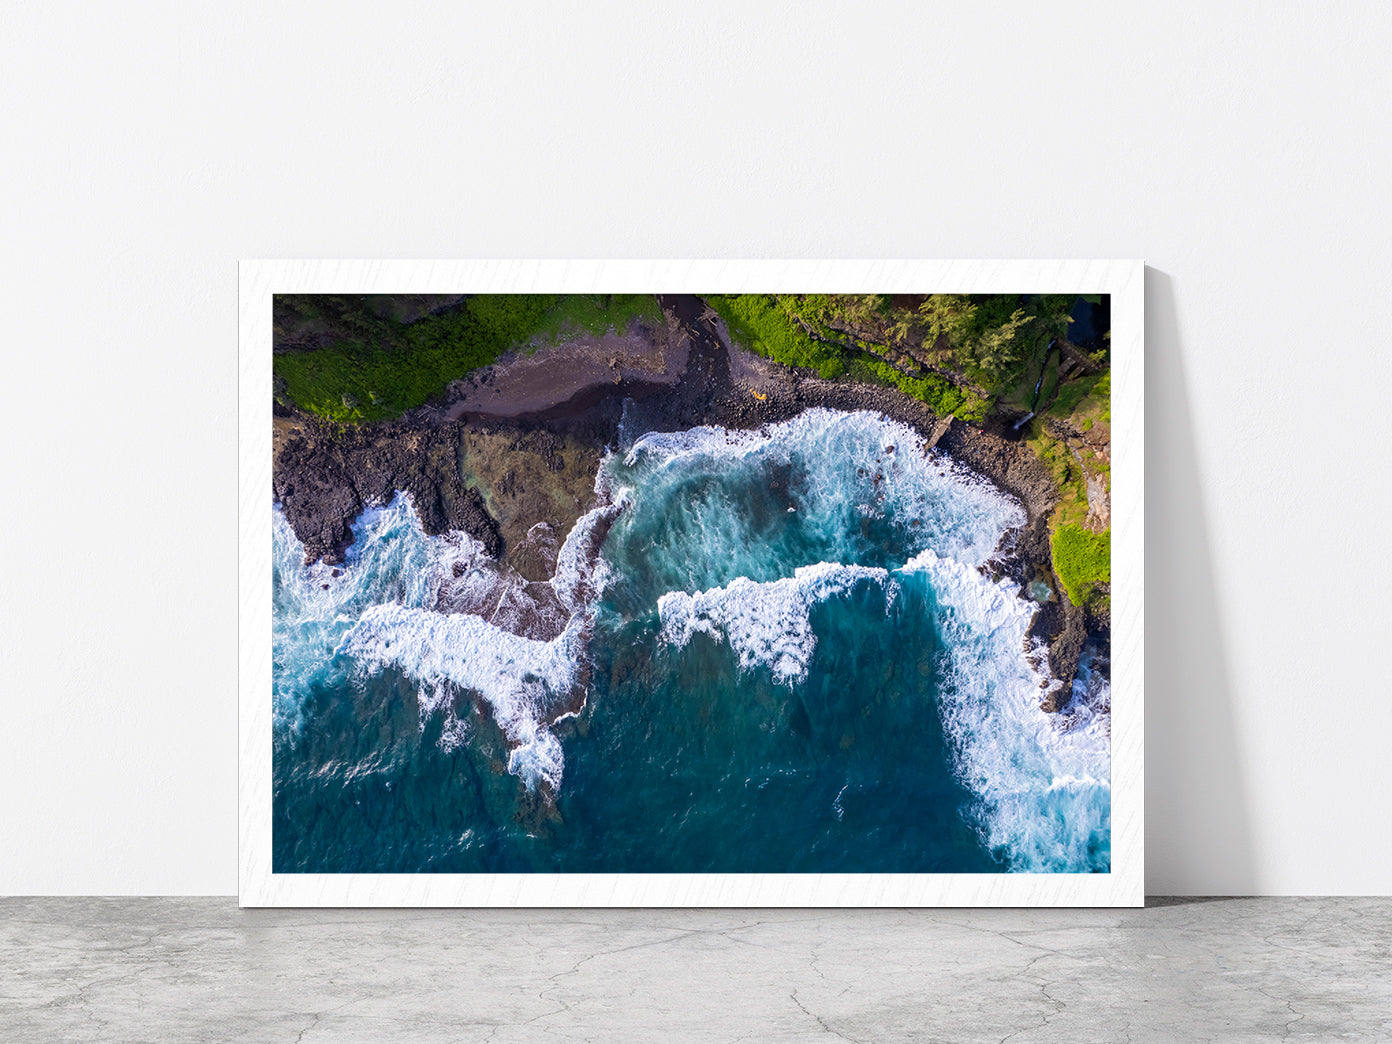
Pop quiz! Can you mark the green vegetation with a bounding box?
[847,356,982,418]
[522,294,665,350]
[1025,427,1090,529]
[704,293,1116,599]
[701,293,1097,424]
[914,294,1035,378]
[273,294,663,423]
[1051,525,1111,607]
[274,289,1115,609]
[703,293,992,419]
[1048,372,1103,418]
[703,293,841,372]
[1023,411,1113,600]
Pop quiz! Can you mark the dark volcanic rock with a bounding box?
[273,420,502,564]
[1034,597,1088,713]
[509,522,561,583]
[271,294,1101,706]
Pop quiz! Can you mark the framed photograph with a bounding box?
[240,260,1142,906]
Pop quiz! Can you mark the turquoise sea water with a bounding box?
[272,409,1111,874]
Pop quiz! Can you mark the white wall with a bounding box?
[2,2,1388,896]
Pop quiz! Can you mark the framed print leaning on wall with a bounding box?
[239,259,1143,906]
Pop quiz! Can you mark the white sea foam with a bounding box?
[618,408,1024,568]
[898,549,1111,871]
[624,423,770,467]
[657,563,897,685]
[275,489,617,790]
[551,499,624,613]
[338,606,588,791]
[619,409,1106,869]
[1054,644,1112,742]
[277,407,1111,862]
[272,493,475,732]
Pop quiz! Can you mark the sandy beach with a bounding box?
[442,319,689,421]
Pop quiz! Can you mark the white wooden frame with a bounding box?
[239,260,1143,906]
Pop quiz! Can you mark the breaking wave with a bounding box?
[607,408,1110,871]
[658,563,897,686]
[273,489,617,791]
[900,549,1110,871]
[274,407,1110,871]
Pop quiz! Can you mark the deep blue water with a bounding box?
[272,409,1110,874]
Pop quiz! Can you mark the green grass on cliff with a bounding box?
[275,294,557,423]
[522,294,665,350]
[274,294,666,423]
[704,293,844,376]
[703,294,984,419]
[1051,524,1110,607]
[703,291,1115,612]
[1024,427,1089,529]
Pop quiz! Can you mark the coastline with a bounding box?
[272,295,1097,710]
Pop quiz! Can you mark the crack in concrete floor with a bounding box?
[2,898,1390,1043]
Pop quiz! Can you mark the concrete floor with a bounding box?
[1,897,1388,1042]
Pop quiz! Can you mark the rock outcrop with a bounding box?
[272,294,1104,705]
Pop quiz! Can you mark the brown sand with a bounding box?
[442,319,689,421]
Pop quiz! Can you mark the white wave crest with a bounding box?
[272,493,482,732]
[616,408,1025,569]
[625,423,771,467]
[277,487,622,791]
[338,607,588,791]
[899,548,1111,871]
[657,563,896,685]
[551,499,624,613]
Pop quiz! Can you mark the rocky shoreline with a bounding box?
[272,295,1098,710]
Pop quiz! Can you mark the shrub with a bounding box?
[705,294,839,372]
[1051,525,1110,606]
[274,294,567,422]
[704,294,986,420]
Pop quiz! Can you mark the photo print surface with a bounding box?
[268,289,1116,878]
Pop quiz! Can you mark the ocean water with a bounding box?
[272,408,1110,874]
